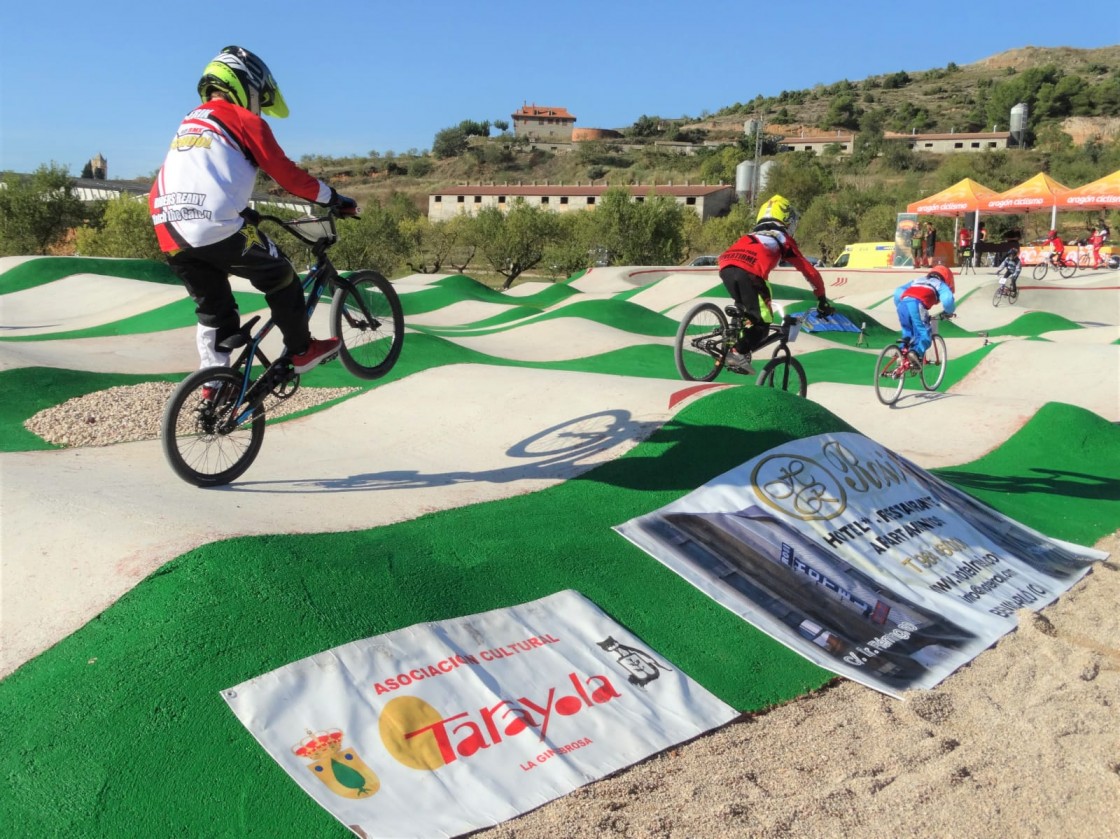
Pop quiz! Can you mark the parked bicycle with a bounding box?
[161,211,405,486]
[873,313,951,406]
[673,303,808,396]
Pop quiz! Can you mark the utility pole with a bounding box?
[745,115,763,216]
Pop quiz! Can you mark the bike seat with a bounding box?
[217,316,261,352]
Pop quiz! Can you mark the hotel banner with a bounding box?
[222,590,737,838]
[615,433,1105,698]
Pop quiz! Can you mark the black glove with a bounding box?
[327,188,358,217]
[816,296,835,317]
[239,206,261,227]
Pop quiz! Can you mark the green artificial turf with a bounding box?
[0,256,178,293]
[1,386,1116,839]
[398,274,581,316]
[0,290,268,343]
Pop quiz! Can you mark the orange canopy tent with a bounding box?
[907,178,1002,261]
[979,172,1072,228]
[906,178,1001,215]
[1058,169,1120,213]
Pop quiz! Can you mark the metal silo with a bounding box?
[1010,103,1028,147]
[736,160,757,203]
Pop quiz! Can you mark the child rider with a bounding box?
[150,45,358,382]
[893,265,956,364]
[717,195,833,373]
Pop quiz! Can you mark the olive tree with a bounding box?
[587,187,686,266]
[73,195,162,260]
[401,214,476,274]
[472,200,558,289]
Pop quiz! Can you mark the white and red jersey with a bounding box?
[718,230,825,297]
[149,99,332,252]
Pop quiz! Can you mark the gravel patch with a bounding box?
[24,381,359,448]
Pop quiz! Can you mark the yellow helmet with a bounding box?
[198,45,288,118]
[755,194,799,234]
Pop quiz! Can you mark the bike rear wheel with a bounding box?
[331,270,404,380]
[674,302,729,381]
[1058,259,1077,279]
[757,355,808,396]
[161,367,265,487]
[874,344,907,406]
[921,335,948,391]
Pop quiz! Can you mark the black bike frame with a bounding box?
[220,218,358,429]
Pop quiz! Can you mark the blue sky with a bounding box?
[1,1,1116,180]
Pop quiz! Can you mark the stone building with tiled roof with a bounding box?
[776,129,1013,155]
[512,104,577,142]
[428,182,735,222]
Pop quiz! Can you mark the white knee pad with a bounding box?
[196,324,232,370]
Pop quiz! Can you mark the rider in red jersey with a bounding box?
[717,195,833,373]
[150,45,357,377]
[1044,229,1066,267]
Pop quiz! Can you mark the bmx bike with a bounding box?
[161,210,405,487]
[673,302,809,396]
[873,313,952,406]
[991,277,1019,307]
[1031,252,1083,281]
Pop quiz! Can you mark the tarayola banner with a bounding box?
[222,590,736,838]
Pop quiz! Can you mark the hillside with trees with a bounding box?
[4,46,1119,285]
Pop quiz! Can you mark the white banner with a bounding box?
[616,432,1105,698]
[222,590,736,838]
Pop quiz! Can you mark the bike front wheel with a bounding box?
[992,284,1005,307]
[921,335,948,391]
[757,354,808,397]
[331,270,405,380]
[161,367,265,487]
[674,302,729,381]
[1032,262,1048,281]
[874,344,907,406]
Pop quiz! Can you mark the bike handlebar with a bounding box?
[255,210,355,249]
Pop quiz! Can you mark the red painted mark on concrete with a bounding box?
[831,276,848,286]
[1015,285,1120,291]
[669,383,727,410]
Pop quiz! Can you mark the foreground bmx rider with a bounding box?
[716,195,834,373]
[149,45,358,379]
[893,265,957,362]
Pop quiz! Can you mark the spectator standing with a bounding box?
[911,224,924,268]
[1088,228,1105,269]
[924,221,938,267]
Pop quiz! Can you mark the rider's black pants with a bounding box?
[168,224,311,354]
[719,265,770,353]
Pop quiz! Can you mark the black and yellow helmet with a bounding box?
[197,45,288,118]
[754,194,799,234]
